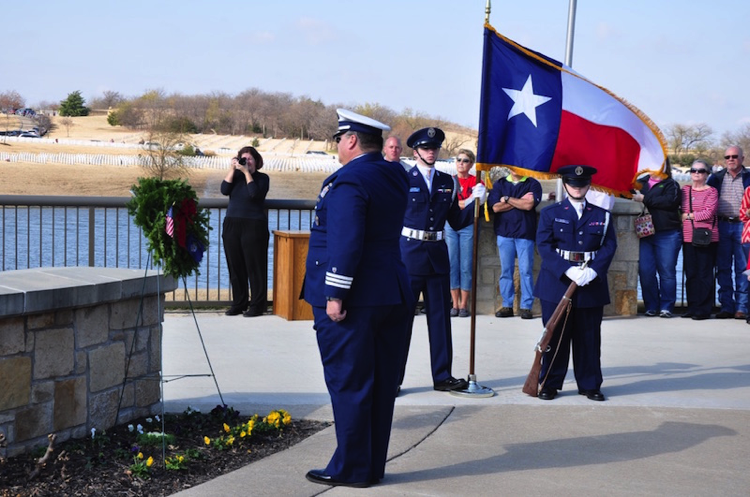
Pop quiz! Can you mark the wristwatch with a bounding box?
[503,196,510,203]
[326,296,341,302]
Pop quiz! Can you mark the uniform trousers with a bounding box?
[313,303,410,483]
[400,272,454,385]
[682,241,718,317]
[539,300,603,392]
[222,217,269,313]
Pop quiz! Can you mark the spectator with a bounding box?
[445,148,483,317]
[220,146,270,317]
[681,160,719,320]
[707,146,750,319]
[738,183,750,324]
[632,161,682,318]
[383,136,410,171]
[488,169,543,319]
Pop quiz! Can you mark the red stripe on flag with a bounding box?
[551,111,641,194]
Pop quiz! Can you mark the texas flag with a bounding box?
[476,24,667,196]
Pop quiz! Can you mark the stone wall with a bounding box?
[474,199,641,316]
[0,267,177,456]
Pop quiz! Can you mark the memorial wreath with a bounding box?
[127,177,211,279]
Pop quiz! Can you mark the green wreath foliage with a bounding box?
[127,178,211,279]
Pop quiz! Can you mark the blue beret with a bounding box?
[557,165,597,186]
[406,127,445,149]
[333,108,390,138]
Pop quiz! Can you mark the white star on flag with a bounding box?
[502,74,551,127]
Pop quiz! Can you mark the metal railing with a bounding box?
[0,195,316,308]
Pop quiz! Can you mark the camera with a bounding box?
[238,157,247,166]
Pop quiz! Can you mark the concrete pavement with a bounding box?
[162,311,750,496]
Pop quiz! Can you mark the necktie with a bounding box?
[426,169,432,192]
[577,203,584,219]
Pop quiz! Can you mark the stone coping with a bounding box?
[0,267,177,318]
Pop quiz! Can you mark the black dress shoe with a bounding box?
[305,469,370,488]
[243,308,264,317]
[224,307,244,316]
[715,310,733,319]
[579,389,605,401]
[692,314,709,321]
[538,387,557,400]
[681,312,693,318]
[433,377,468,391]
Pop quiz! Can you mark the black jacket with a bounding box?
[638,176,682,232]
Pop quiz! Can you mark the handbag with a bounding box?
[634,207,655,238]
[688,187,715,247]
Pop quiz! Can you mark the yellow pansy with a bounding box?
[204,436,211,445]
[146,456,154,467]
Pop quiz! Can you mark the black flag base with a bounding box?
[449,374,495,398]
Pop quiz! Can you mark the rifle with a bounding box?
[521,277,580,397]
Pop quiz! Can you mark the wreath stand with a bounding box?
[117,253,224,464]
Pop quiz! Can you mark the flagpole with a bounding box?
[451,0,494,399]
[555,0,579,202]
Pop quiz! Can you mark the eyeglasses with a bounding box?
[725,154,739,160]
[690,168,708,174]
[456,158,471,164]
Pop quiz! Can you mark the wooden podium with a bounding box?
[272,230,313,320]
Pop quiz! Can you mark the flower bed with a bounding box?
[0,405,329,496]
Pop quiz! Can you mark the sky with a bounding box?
[3,0,749,138]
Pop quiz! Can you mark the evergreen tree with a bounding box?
[59,91,90,117]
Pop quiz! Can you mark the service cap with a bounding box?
[333,108,390,138]
[558,165,597,187]
[406,127,445,149]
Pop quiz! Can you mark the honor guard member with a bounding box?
[534,165,617,402]
[303,109,413,488]
[398,126,486,392]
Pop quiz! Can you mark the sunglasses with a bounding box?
[456,158,471,164]
[690,168,708,174]
[725,154,739,159]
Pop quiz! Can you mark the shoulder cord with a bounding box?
[600,211,610,247]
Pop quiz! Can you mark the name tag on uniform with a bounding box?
[437,188,452,194]
[410,187,421,193]
[554,218,570,224]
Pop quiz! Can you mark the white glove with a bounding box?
[565,267,584,284]
[578,267,598,286]
[472,184,487,204]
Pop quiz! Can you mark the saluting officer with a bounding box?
[398,127,486,392]
[534,165,617,402]
[303,109,413,488]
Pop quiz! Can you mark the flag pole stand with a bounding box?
[451,188,495,399]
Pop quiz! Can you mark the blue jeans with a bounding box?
[445,224,473,291]
[497,235,535,309]
[638,229,682,313]
[716,220,749,313]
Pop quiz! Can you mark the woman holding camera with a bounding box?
[680,160,718,320]
[221,146,270,317]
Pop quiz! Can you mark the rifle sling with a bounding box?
[538,297,573,392]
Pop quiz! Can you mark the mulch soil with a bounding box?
[0,405,329,497]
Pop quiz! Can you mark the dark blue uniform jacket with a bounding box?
[534,198,617,307]
[400,166,472,275]
[304,152,411,307]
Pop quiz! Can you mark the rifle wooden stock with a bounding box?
[521,280,579,396]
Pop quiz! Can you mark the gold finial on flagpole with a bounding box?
[485,0,491,23]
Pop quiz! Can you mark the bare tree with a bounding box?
[141,128,190,180]
[90,90,125,110]
[60,117,74,137]
[665,123,714,155]
[721,123,750,161]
